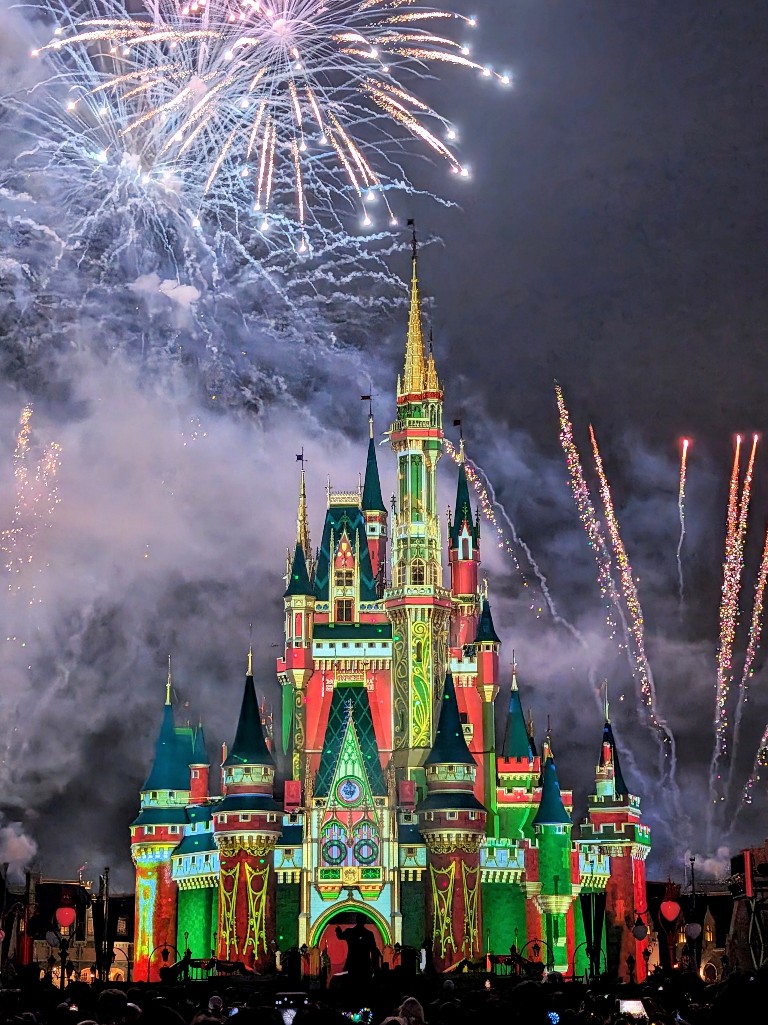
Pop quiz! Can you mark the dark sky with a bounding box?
[2,0,768,890]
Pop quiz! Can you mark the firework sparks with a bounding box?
[709,434,758,812]
[29,0,510,248]
[555,384,628,647]
[588,422,679,790]
[733,523,768,804]
[1,406,63,647]
[676,438,689,608]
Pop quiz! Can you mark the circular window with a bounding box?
[336,778,362,805]
[322,839,347,866]
[353,838,379,865]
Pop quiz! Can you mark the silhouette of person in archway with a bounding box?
[335,914,380,980]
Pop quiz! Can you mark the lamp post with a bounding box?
[147,941,173,983]
[659,882,682,969]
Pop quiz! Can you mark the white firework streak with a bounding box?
[676,438,688,608]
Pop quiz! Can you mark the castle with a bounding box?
[131,242,651,984]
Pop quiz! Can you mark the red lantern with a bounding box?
[660,900,681,922]
[55,907,76,930]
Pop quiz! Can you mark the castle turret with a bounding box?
[362,411,388,594]
[448,446,481,647]
[474,598,501,833]
[419,672,486,971]
[387,229,452,782]
[532,747,573,974]
[579,709,651,981]
[190,722,210,804]
[131,663,190,982]
[213,652,282,969]
[278,464,317,776]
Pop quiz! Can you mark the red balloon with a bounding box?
[55,906,76,929]
[660,900,681,922]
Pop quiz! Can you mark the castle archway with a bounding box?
[311,904,389,979]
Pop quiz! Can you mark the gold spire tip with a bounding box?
[165,655,172,705]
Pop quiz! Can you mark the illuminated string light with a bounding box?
[588,423,679,790]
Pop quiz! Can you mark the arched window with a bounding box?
[415,640,423,663]
[412,560,425,585]
[335,568,354,588]
[396,561,407,587]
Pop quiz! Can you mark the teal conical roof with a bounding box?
[533,755,572,826]
[475,598,500,644]
[315,686,386,796]
[424,672,474,766]
[191,723,208,764]
[362,435,386,512]
[600,721,628,797]
[223,672,274,768]
[142,701,192,792]
[284,542,313,597]
[501,672,534,759]
[449,460,479,548]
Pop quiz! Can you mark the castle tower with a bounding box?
[419,671,486,971]
[387,228,452,779]
[532,747,574,974]
[362,410,388,594]
[473,598,501,834]
[213,652,282,969]
[278,466,317,777]
[448,446,481,648]
[580,712,651,980]
[190,723,209,804]
[131,665,189,982]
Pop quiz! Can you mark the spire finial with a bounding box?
[603,679,609,723]
[402,220,426,394]
[511,652,517,690]
[247,623,253,677]
[295,448,313,577]
[453,419,464,461]
[165,655,172,705]
[361,393,374,437]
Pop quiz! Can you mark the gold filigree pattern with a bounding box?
[429,862,456,957]
[462,861,480,952]
[218,861,240,959]
[217,836,277,858]
[244,861,271,956]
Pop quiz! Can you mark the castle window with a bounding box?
[411,560,425,585]
[191,769,199,780]
[396,562,407,587]
[267,813,278,822]
[468,812,476,820]
[169,792,175,800]
[240,814,250,822]
[169,825,179,834]
[144,826,155,835]
[150,792,158,801]
[446,811,457,820]
[461,538,470,560]
[335,599,353,623]
[415,640,423,663]
[335,569,354,588]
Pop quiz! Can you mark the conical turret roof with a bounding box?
[191,723,208,765]
[475,598,500,644]
[142,698,192,792]
[501,669,534,759]
[362,429,386,512]
[533,755,572,826]
[223,669,274,768]
[284,541,313,597]
[450,457,478,547]
[424,671,474,766]
[600,720,629,797]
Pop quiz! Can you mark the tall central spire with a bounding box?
[295,451,314,580]
[401,222,426,395]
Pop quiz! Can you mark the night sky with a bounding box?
[1,0,768,891]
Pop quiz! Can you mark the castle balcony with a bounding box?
[481,839,527,883]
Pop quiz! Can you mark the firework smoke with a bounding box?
[677,438,688,608]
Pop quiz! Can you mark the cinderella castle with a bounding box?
[131,241,651,984]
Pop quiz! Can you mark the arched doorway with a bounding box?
[315,910,386,980]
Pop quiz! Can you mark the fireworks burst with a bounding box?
[676,438,688,608]
[27,0,509,252]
